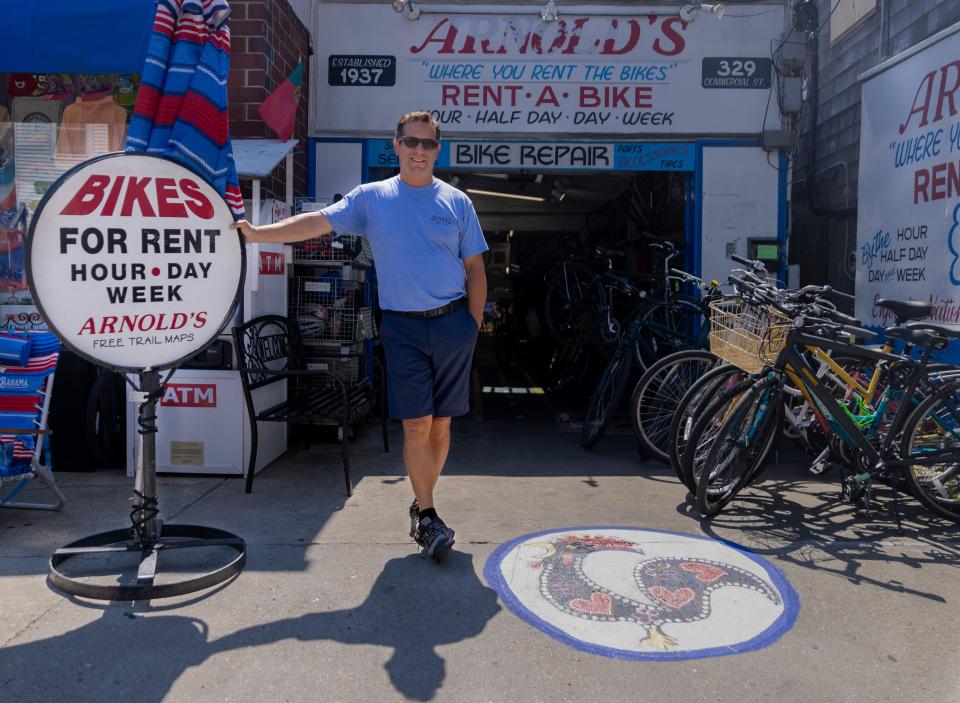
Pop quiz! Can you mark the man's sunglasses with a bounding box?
[397,136,440,150]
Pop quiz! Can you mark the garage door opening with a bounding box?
[368,165,691,432]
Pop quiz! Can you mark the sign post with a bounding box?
[28,153,247,600]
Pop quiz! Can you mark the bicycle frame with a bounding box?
[776,331,960,471]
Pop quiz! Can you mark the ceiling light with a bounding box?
[466,188,546,203]
[540,0,558,22]
[550,178,568,203]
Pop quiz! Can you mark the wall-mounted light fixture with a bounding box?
[540,0,558,22]
[680,2,725,23]
[390,1,692,21]
[392,0,420,20]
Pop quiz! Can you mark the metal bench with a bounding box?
[233,315,388,496]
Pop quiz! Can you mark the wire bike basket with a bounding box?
[708,298,791,374]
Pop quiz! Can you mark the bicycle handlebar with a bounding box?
[729,253,768,274]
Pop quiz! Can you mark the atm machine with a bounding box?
[125,139,298,478]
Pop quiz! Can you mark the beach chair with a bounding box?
[0,331,66,510]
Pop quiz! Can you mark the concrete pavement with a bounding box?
[1,419,959,702]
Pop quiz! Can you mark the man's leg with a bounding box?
[402,415,437,509]
[403,414,455,560]
[428,416,452,491]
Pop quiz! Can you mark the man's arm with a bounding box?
[464,254,487,328]
[232,211,334,244]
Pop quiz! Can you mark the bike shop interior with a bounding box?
[367,164,691,432]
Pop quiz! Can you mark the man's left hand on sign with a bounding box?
[231,219,262,243]
[230,211,335,244]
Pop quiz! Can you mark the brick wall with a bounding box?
[228,0,311,204]
[790,0,960,293]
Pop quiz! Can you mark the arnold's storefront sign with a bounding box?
[856,22,960,356]
[26,153,244,370]
[312,3,786,136]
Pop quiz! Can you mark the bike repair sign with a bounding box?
[26,153,244,370]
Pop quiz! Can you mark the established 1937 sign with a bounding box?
[26,153,244,371]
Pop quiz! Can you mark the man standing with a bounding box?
[235,112,487,563]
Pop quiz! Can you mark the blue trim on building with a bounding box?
[306,138,316,200]
[483,526,801,662]
[684,173,696,275]
[692,144,704,279]
[778,150,789,286]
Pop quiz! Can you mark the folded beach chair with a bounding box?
[0,331,66,510]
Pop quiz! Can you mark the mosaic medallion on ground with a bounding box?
[484,527,799,661]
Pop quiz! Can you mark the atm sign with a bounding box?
[161,383,217,407]
[259,251,284,275]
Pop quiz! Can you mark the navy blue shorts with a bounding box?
[379,304,479,419]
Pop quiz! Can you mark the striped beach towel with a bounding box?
[125,0,244,218]
[0,331,60,476]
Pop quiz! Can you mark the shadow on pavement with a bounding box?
[1,551,499,702]
[675,469,960,603]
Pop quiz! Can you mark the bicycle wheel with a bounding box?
[84,370,127,469]
[696,376,783,517]
[901,382,960,522]
[668,364,744,491]
[630,349,717,464]
[543,262,602,345]
[581,344,634,448]
[544,339,589,393]
[679,371,754,493]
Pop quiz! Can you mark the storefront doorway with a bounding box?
[366,158,692,429]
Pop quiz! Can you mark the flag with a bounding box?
[258,60,302,142]
[125,0,244,218]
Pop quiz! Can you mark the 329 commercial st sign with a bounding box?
[26,153,244,371]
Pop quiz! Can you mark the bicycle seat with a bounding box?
[884,326,933,344]
[876,298,932,322]
[905,320,960,339]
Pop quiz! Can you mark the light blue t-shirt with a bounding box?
[321,176,488,312]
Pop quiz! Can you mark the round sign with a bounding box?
[26,153,244,370]
[484,527,799,661]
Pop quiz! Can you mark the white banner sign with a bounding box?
[856,29,960,335]
[312,3,786,136]
[26,154,243,370]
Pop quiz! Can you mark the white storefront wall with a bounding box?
[856,22,960,348]
[309,2,790,276]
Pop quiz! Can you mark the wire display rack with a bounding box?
[308,354,359,382]
[290,275,375,344]
[292,235,373,267]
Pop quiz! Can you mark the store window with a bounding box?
[0,72,139,305]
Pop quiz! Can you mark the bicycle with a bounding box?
[694,277,960,523]
[580,265,712,449]
[628,269,723,462]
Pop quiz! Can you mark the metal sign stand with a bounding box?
[48,369,246,601]
[25,152,249,601]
